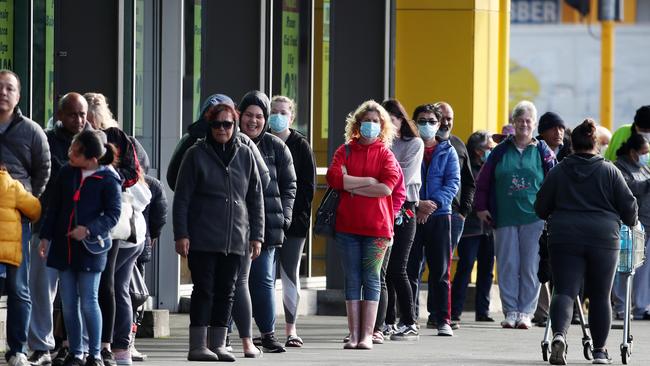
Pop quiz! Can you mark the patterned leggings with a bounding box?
[335,233,390,301]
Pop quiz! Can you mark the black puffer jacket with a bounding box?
[238,90,297,247]
[285,129,315,237]
[257,132,297,246]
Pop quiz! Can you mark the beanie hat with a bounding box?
[198,94,235,120]
[538,112,565,134]
[237,90,270,121]
[634,105,650,129]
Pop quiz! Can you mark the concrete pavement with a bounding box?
[134,312,650,365]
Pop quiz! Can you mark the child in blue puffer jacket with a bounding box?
[38,130,122,366]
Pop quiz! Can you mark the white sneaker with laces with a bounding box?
[8,353,30,366]
[437,323,454,336]
[501,312,518,328]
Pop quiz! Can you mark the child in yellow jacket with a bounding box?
[0,163,41,294]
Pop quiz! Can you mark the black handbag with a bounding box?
[314,144,350,238]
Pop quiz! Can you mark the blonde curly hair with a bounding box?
[84,92,120,130]
[344,100,395,147]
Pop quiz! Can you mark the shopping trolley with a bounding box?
[617,223,646,364]
[541,295,593,362]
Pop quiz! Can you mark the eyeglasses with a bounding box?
[417,119,439,126]
[209,120,234,130]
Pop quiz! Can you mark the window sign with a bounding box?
[511,0,560,24]
[193,0,201,118]
[0,0,13,70]
[45,0,54,121]
[281,0,299,102]
[135,0,144,136]
[320,0,329,138]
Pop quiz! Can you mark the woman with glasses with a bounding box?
[450,131,497,323]
[474,100,556,329]
[406,103,460,336]
[173,102,265,361]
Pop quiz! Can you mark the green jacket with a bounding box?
[604,124,632,162]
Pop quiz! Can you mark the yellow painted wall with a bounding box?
[395,0,501,141]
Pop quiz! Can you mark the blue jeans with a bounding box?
[335,233,389,301]
[59,269,102,358]
[451,234,495,318]
[5,222,32,359]
[250,247,277,334]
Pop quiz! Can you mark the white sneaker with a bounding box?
[437,323,454,336]
[8,353,30,366]
[516,313,532,329]
[130,344,148,361]
[501,312,518,328]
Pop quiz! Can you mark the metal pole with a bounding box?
[600,19,615,130]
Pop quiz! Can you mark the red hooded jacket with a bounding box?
[326,139,400,238]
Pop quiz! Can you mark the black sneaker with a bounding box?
[592,348,612,364]
[52,347,70,366]
[549,333,567,365]
[100,349,114,366]
[389,324,419,341]
[28,350,52,365]
[62,354,85,366]
[84,355,105,366]
[426,319,437,329]
[260,333,286,353]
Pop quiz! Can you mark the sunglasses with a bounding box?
[417,119,439,126]
[209,120,234,130]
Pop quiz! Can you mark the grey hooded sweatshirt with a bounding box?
[535,153,638,249]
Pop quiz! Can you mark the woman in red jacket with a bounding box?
[326,100,400,350]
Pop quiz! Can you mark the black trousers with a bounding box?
[407,215,452,325]
[187,250,241,327]
[385,212,417,326]
[549,243,618,349]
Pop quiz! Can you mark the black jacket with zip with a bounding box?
[173,136,265,255]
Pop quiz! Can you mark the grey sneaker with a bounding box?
[437,323,453,336]
[592,348,612,364]
[390,324,419,341]
[549,333,567,365]
[28,350,52,365]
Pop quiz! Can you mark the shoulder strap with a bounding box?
[344,143,350,159]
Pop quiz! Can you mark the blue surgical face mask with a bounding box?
[639,153,650,167]
[360,121,381,139]
[268,113,289,133]
[480,149,491,162]
[418,124,438,140]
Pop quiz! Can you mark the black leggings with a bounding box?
[99,240,120,343]
[549,243,618,349]
[385,212,417,326]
